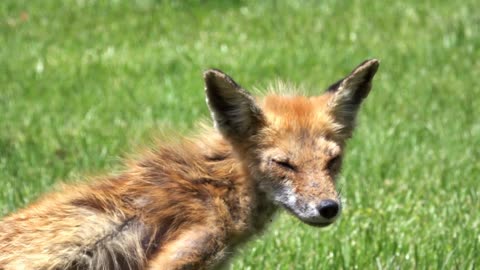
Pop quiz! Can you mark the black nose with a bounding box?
[318,199,339,219]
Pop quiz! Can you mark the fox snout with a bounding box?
[267,178,342,227]
[285,195,342,227]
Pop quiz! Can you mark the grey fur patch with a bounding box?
[63,217,150,270]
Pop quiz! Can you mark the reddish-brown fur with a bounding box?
[0,60,379,270]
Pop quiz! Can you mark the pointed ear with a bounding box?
[327,59,380,135]
[204,69,265,142]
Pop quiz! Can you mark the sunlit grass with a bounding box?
[1,0,479,268]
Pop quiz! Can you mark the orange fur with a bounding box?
[0,60,379,270]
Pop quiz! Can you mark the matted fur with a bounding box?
[0,60,379,270]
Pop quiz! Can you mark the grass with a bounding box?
[1,0,479,268]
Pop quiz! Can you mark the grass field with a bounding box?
[1,0,479,269]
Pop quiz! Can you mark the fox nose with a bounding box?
[318,199,339,219]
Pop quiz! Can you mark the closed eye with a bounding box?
[272,159,297,172]
[327,155,341,171]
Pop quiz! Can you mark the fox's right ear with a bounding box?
[204,69,265,142]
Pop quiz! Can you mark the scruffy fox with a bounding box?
[0,59,379,269]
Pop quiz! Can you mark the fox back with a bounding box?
[0,60,379,270]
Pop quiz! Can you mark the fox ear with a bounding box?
[326,59,380,135]
[204,69,265,142]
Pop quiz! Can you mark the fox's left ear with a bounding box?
[326,59,380,136]
[204,69,265,143]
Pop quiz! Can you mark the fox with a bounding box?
[0,59,379,270]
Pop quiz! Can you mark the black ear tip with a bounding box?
[362,59,380,73]
[351,59,380,80]
[368,58,380,65]
[203,69,240,90]
[203,69,227,90]
[203,69,226,82]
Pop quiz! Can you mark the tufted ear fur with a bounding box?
[326,59,380,135]
[203,69,265,142]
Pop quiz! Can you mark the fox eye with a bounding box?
[327,156,341,171]
[272,158,297,172]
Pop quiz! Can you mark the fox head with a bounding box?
[204,59,379,227]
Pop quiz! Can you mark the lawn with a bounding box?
[1,0,479,269]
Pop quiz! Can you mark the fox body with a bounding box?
[0,60,379,270]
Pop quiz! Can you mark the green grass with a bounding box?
[1,0,479,269]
